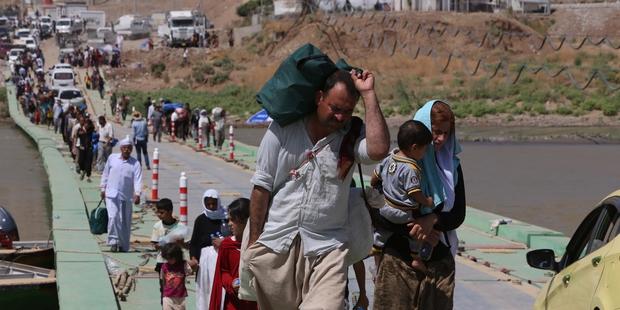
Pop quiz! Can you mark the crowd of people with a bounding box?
[58,44,122,69]
[10,17,465,308]
[140,69,466,310]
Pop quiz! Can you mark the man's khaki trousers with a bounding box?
[242,235,348,310]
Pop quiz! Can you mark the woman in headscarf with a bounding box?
[373,100,466,310]
[191,189,228,310]
[209,198,258,310]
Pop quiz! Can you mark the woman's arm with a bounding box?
[188,218,203,263]
[409,165,466,239]
[218,246,236,294]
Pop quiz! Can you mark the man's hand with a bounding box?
[350,70,375,95]
[408,213,437,240]
[100,191,105,200]
[133,194,140,205]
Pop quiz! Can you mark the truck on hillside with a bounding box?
[164,10,207,47]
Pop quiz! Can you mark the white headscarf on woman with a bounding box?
[202,189,226,220]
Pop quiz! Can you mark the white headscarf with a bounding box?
[119,135,132,146]
[202,189,226,220]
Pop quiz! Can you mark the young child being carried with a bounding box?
[151,198,188,304]
[371,120,434,271]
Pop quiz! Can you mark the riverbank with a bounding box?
[6,84,117,309]
[0,121,52,240]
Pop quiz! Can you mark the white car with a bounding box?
[0,16,8,28]
[48,63,73,73]
[51,68,75,88]
[55,87,85,111]
[39,16,53,28]
[14,28,31,39]
[7,48,24,62]
[56,18,76,35]
[24,36,37,50]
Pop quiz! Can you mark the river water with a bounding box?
[0,121,52,240]
[236,127,620,236]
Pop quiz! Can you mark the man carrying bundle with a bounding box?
[243,66,390,309]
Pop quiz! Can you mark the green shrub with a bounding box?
[150,62,166,78]
[469,101,497,117]
[601,101,619,116]
[469,78,490,99]
[237,0,260,17]
[450,77,464,88]
[120,85,256,118]
[394,80,415,115]
[192,64,215,84]
[561,87,584,105]
[452,101,472,118]
[532,103,548,115]
[580,98,598,111]
[555,106,573,115]
[572,108,585,116]
[213,57,235,72]
[210,72,230,86]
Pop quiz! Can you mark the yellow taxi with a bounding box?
[527,190,620,310]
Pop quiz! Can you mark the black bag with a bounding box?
[89,199,108,235]
[256,43,357,127]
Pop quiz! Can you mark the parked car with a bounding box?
[527,189,620,310]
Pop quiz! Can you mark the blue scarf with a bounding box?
[413,100,462,212]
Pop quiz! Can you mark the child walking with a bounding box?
[151,198,188,304]
[160,243,193,310]
[371,120,435,271]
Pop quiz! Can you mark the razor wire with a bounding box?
[357,29,620,92]
[321,11,620,51]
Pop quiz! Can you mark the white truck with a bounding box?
[55,17,80,35]
[78,11,106,32]
[165,10,207,47]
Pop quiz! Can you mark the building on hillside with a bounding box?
[508,0,550,14]
[272,0,548,14]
